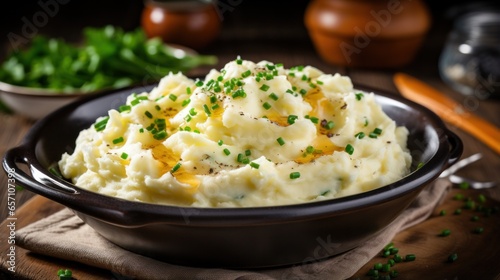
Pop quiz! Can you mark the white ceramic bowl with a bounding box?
[0,81,98,119]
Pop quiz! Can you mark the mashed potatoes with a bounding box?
[58,58,411,207]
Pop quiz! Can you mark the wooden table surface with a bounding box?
[1,2,500,279]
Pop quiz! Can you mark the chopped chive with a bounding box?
[472,227,484,234]
[211,104,220,110]
[288,72,295,77]
[299,88,307,95]
[364,117,369,126]
[145,111,153,119]
[131,96,148,106]
[355,92,364,100]
[389,270,399,278]
[168,94,177,101]
[210,95,217,103]
[355,132,365,139]
[119,105,131,112]
[277,137,285,146]
[236,56,242,65]
[301,74,308,81]
[383,242,394,251]
[454,193,464,200]
[260,84,270,92]
[181,98,191,107]
[373,128,383,135]
[245,149,251,156]
[189,108,197,116]
[439,229,451,237]
[94,116,109,131]
[464,200,475,210]
[153,130,168,140]
[206,79,215,88]
[232,89,246,98]
[404,254,416,262]
[290,172,300,179]
[241,157,250,164]
[345,144,354,155]
[367,269,379,277]
[263,102,272,110]
[203,104,211,116]
[249,162,260,169]
[217,76,223,82]
[324,121,335,130]
[374,263,383,270]
[218,140,223,146]
[112,137,124,144]
[241,70,251,78]
[309,117,319,124]
[287,115,298,125]
[195,80,204,87]
[309,82,317,89]
[317,80,324,85]
[369,132,378,138]
[306,146,315,153]
[439,209,446,216]
[448,253,458,263]
[184,126,191,132]
[120,152,128,160]
[223,148,231,156]
[393,254,403,263]
[184,114,192,122]
[171,162,182,173]
[146,123,155,131]
[269,92,279,101]
[478,194,486,203]
[186,87,192,94]
[237,153,245,163]
[139,128,144,133]
[286,89,294,94]
[389,247,399,255]
[417,162,425,169]
[381,264,391,272]
[155,105,161,111]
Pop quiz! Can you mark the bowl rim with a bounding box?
[7,84,458,227]
[0,80,103,97]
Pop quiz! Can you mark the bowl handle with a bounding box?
[445,129,463,167]
[3,145,78,198]
[3,145,161,227]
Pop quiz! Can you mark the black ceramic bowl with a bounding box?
[3,85,462,268]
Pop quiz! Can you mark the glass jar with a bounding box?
[439,11,500,99]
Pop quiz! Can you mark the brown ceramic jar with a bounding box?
[141,0,221,50]
[304,0,431,68]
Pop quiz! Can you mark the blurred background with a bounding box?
[1,0,499,77]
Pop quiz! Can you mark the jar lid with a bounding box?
[455,11,500,44]
[144,0,213,12]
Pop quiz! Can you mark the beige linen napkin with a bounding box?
[16,179,451,280]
